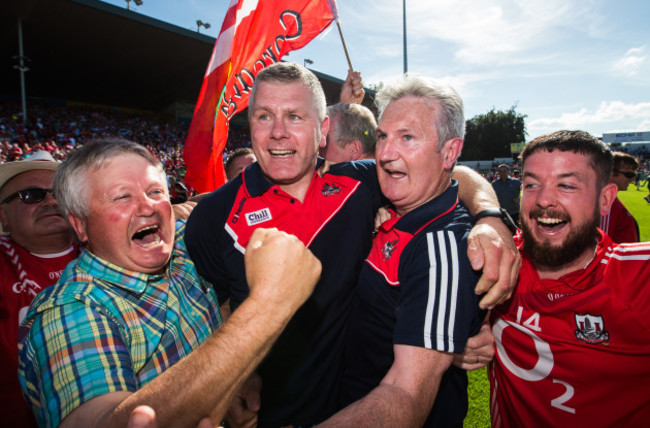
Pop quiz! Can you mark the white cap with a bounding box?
[0,151,60,192]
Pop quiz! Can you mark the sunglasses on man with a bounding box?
[614,169,637,179]
[1,188,55,205]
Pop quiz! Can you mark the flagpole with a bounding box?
[327,0,354,71]
[335,21,353,71]
[403,0,408,73]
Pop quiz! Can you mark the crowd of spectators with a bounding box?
[617,142,649,158]
[0,101,252,184]
[2,101,646,193]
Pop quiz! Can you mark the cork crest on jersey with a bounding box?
[321,182,341,197]
[381,239,399,261]
[574,313,609,345]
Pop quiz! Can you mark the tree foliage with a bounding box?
[462,106,527,161]
[367,82,384,92]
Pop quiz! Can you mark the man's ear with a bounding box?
[68,214,88,243]
[319,116,330,149]
[442,138,464,169]
[348,140,362,161]
[598,183,618,216]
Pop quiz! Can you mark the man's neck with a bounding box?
[276,173,316,204]
[395,178,452,217]
[14,232,75,255]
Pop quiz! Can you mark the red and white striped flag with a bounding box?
[183,0,336,192]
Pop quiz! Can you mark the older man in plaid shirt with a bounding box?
[17,139,321,428]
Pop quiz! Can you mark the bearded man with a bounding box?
[489,130,650,427]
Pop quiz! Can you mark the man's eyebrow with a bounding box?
[557,172,580,179]
[251,106,306,115]
[523,171,581,179]
[376,126,411,135]
[251,105,270,113]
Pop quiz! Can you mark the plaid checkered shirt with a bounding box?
[18,220,221,427]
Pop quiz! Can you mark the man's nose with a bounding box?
[41,191,58,207]
[271,118,289,139]
[135,194,156,216]
[376,138,398,163]
[535,185,558,208]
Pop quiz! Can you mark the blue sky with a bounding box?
[104,0,650,140]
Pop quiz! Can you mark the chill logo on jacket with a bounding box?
[245,208,273,226]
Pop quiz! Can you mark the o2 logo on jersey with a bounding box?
[494,307,576,414]
[574,313,609,344]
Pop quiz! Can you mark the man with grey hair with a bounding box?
[17,139,322,428]
[320,102,377,162]
[186,63,519,427]
[322,75,489,427]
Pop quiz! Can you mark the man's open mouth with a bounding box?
[132,225,162,247]
[383,168,406,179]
[536,216,567,232]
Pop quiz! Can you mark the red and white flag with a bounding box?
[183,0,336,193]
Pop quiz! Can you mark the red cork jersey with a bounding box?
[600,197,639,243]
[0,237,78,428]
[490,233,650,427]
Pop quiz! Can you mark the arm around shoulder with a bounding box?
[452,166,520,309]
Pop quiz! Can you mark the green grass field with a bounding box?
[463,187,649,427]
[618,187,650,240]
[465,368,491,427]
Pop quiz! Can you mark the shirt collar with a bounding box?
[75,220,185,294]
[241,158,326,198]
[519,230,610,292]
[76,249,153,294]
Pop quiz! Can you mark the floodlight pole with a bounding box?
[125,0,143,11]
[197,20,211,33]
[403,0,408,73]
[15,19,28,124]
